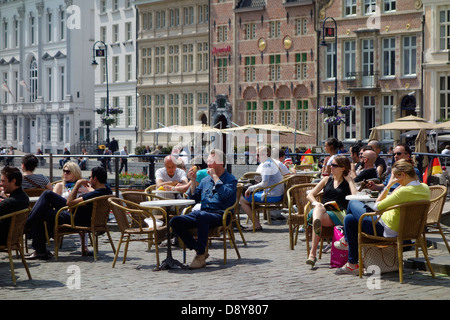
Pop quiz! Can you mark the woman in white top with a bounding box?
[53,162,91,198]
[239,146,284,231]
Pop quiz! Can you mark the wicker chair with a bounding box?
[182,184,244,264]
[24,188,46,197]
[108,197,168,268]
[418,185,450,256]
[303,192,334,259]
[239,172,261,181]
[248,178,289,231]
[54,195,116,261]
[0,208,32,285]
[286,183,317,250]
[358,200,434,283]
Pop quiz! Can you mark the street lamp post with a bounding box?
[91,40,110,148]
[320,17,338,137]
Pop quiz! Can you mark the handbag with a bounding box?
[362,245,399,274]
[330,226,348,268]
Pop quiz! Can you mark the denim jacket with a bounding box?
[189,170,237,214]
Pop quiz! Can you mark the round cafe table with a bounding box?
[345,194,377,210]
[140,199,195,271]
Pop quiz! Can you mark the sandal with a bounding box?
[243,226,263,232]
[306,256,317,268]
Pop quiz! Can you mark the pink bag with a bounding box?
[330,226,348,268]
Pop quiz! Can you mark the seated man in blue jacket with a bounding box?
[170,149,237,269]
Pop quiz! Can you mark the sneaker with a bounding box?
[322,243,332,253]
[335,263,359,275]
[333,238,348,250]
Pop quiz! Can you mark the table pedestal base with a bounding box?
[154,256,188,271]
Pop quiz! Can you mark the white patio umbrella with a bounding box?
[372,115,438,131]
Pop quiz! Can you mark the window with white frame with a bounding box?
[125,22,132,41]
[245,23,256,40]
[439,74,450,121]
[170,9,180,27]
[384,0,396,12]
[344,0,356,16]
[217,25,228,42]
[295,18,308,35]
[142,48,152,75]
[270,55,281,81]
[382,95,394,139]
[296,53,308,80]
[217,58,227,83]
[2,73,7,104]
[169,45,179,73]
[113,56,119,82]
[280,100,291,126]
[155,46,165,74]
[245,56,256,82]
[297,100,309,131]
[439,8,450,51]
[113,25,119,43]
[47,12,52,42]
[197,42,208,72]
[30,16,35,45]
[14,20,18,48]
[343,96,356,139]
[326,42,336,79]
[364,0,377,15]
[270,21,281,38]
[126,96,132,127]
[198,5,208,24]
[382,37,396,77]
[59,66,65,100]
[247,101,258,125]
[182,44,193,73]
[156,11,166,29]
[126,55,132,81]
[184,7,194,25]
[100,26,106,43]
[343,40,355,78]
[363,96,376,139]
[403,36,416,76]
[59,11,65,40]
[29,58,38,103]
[47,68,52,102]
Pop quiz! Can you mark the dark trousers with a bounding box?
[170,210,223,255]
[26,190,71,253]
[119,159,128,173]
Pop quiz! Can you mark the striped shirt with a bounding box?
[21,174,50,189]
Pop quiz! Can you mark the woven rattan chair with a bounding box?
[108,197,167,268]
[54,195,116,261]
[248,178,288,231]
[303,192,334,259]
[418,185,450,256]
[239,172,261,181]
[182,184,244,264]
[286,183,317,250]
[24,188,46,197]
[0,208,32,285]
[358,200,434,283]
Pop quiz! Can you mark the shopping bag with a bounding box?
[330,226,348,268]
[362,245,399,274]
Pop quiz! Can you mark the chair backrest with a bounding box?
[1,208,31,248]
[89,195,115,229]
[144,184,157,193]
[108,197,137,231]
[395,200,431,241]
[24,188,46,197]
[286,175,313,189]
[427,185,447,225]
[240,172,261,181]
[287,183,317,215]
[122,191,152,204]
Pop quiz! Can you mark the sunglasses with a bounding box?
[63,169,71,174]
[394,152,405,156]
[330,163,342,168]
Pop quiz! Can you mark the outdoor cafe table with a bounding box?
[140,198,195,271]
[345,194,378,210]
[151,190,183,199]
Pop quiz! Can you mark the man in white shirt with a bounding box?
[119,146,128,173]
[155,155,189,198]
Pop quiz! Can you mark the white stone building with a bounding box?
[0,0,95,155]
[93,0,138,153]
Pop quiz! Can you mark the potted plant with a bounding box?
[338,105,355,114]
[96,108,106,115]
[109,107,123,115]
[324,115,345,126]
[319,105,337,116]
[102,115,115,126]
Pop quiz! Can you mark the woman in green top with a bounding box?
[335,159,430,275]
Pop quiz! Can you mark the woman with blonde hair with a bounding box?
[335,159,430,275]
[306,155,357,267]
[53,162,91,198]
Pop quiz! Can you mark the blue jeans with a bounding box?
[344,200,384,264]
[170,210,224,255]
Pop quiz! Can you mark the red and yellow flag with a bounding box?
[431,157,443,175]
[300,148,314,165]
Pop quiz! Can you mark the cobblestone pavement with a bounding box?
[1,215,449,302]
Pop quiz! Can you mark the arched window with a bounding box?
[29,57,38,102]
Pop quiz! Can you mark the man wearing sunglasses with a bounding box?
[353,149,379,183]
[366,143,420,192]
[26,166,112,260]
